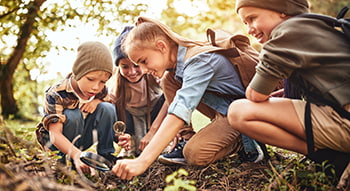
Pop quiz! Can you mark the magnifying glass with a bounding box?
[80,121,127,171]
[80,151,113,172]
[112,121,126,156]
[114,121,126,137]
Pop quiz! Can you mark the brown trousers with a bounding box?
[160,71,242,166]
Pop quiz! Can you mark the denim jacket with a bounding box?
[168,45,245,124]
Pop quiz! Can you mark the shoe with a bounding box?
[158,141,187,165]
[252,144,264,163]
[239,143,264,163]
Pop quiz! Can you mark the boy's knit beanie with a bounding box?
[235,0,309,16]
[72,41,113,80]
[112,26,134,66]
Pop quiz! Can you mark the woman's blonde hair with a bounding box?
[122,17,205,56]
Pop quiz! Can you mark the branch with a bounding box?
[4,0,46,79]
[0,7,20,20]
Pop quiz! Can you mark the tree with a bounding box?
[1,0,349,119]
[161,0,243,40]
[160,0,350,39]
[308,0,350,16]
[0,0,147,119]
[0,0,45,118]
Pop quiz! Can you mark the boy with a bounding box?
[228,0,350,183]
[39,41,117,174]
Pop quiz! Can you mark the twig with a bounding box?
[266,157,306,190]
[4,128,17,157]
[337,162,350,190]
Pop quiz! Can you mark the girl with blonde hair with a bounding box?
[111,17,263,180]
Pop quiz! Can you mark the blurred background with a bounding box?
[0,0,349,121]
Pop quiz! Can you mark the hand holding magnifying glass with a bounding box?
[80,121,126,171]
[111,121,127,157]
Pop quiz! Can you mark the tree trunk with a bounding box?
[0,78,18,118]
[0,0,46,118]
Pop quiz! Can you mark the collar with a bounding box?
[53,73,75,93]
[167,45,187,83]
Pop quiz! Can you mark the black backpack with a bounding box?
[295,6,350,42]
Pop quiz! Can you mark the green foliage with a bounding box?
[0,0,148,119]
[1,119,104,189]
[160,0,350,47]
[0,121,41,164]
[161,0,244,40]
[265,157,337,190]
[309,0,350,16]
[1,0,350,120]
[165,168,197,191]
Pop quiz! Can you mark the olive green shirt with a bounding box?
[250,17,350,106]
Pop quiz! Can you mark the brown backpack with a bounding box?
[185,28,259,88]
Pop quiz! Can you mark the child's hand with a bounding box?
[112,158,148,180]
[73,155,92,174]
[118,133,132,150]
[80,99,102,113]
[139,131,154,151]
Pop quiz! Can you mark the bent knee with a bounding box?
[227,99,253,130]
[64,109,83,123]
[183,145,214,166]
[97,102,116,114]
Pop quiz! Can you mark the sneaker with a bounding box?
[239,143,264,163]
[158,141,187,165]
[252,144,264,163]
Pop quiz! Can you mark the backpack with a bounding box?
[288,6,350,150]
[295,6,350,42]
[185,28,260,88]
[289,7,350,184]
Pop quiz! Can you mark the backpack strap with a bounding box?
[305,101,314,155]
[286,75,350,154]
[145,75,151,130]
[336,6,349,19]
[306,91,350,120]
[295,6,350,41]
[207,28,218,46]
[304,91,350,156]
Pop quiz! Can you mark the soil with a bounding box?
[100,155,272,191]
[0,149,288,191]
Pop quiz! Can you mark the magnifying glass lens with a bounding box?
[80,152,112,172]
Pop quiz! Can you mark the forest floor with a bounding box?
[0,119,348,191]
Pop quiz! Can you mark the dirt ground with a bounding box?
[0,154,273,191]
[1,148,349,191]
[100,155,272,191]
[0,126,348,191]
